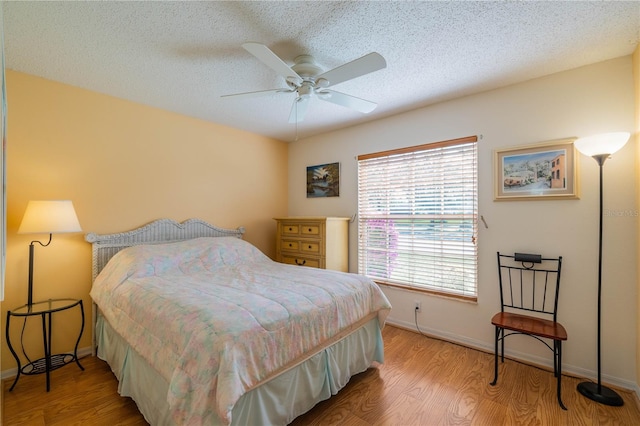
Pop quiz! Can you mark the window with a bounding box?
[357,136,478,300]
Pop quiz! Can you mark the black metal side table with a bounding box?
[6,298,85,391]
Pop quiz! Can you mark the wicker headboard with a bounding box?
[85,218,245,281]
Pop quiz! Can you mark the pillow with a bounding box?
[95,236,269,284]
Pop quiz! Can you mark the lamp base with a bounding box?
[577,381,624,406]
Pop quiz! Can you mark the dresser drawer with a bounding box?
[281,224,300,235]
[280,255,321,268]
[300,241,320,254]
[280,239,299,252]
[300,225,320,236]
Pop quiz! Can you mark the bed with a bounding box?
[86,218,391,425]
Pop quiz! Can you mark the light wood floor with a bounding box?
[3,325,640,425]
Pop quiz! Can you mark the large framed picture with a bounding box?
[494,138,579,201]
[307,162,340,198]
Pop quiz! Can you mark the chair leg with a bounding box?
[490,326,500,386]
[553,341,557,377]
[500,328,505,363]
[556,340,567,410]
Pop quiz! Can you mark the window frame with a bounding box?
[357,135,478,301]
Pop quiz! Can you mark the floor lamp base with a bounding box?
[577,381,624,406]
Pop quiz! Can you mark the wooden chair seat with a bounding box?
[491,312,567,341]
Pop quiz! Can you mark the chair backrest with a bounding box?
[496,252,563,322]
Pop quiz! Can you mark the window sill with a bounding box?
[375,281,478,303]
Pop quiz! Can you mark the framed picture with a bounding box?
[494,138,579,201]
[307,162,340,198]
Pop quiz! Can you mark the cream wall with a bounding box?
[0,70,288,372]
[289,57,637,388]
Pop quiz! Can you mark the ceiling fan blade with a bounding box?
[288,96,310,123]
[221,88,291,99]
[316,52,386,88]
[242,42,303,85]
[318,90,377,113]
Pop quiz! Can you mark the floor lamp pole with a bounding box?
[576,154,624,406]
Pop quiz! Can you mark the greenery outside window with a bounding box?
[357,136,478,300]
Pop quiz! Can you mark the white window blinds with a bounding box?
[357,136,478,299]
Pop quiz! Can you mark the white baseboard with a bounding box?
[386,318,639,392]
[1,346,92,381]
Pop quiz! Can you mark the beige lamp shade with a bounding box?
[574,132,630,157]
[18,200,82,234]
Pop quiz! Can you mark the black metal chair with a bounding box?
[490,252,568,410]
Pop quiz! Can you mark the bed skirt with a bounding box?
[96,313,384,425]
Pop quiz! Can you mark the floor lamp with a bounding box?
[17,200,82,306]
[574,132,630,407]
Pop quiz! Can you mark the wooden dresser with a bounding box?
[274,217,349,272]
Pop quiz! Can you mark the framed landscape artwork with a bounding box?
[307,162,340,198]
[494,138,579,201]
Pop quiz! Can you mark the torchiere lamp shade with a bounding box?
[574,132,630,157]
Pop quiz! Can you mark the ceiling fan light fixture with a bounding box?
[298,84,313,98]
[316,78,329,88]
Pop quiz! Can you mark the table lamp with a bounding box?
[17,200,82,306]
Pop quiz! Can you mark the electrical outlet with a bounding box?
[414,301,422,313]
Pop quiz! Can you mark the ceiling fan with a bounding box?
[222,42,387,123]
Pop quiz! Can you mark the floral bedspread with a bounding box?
[90,236,391,425]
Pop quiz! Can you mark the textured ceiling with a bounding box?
[3,1,639,142]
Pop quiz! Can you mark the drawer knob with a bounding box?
[289,243,293,247]
[308,228,312,232]
[289,227,293,231]
[308,245,312,249]
[295,259,306,266]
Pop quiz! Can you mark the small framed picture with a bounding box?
[494,138,579,201]
[307,162,340,198]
